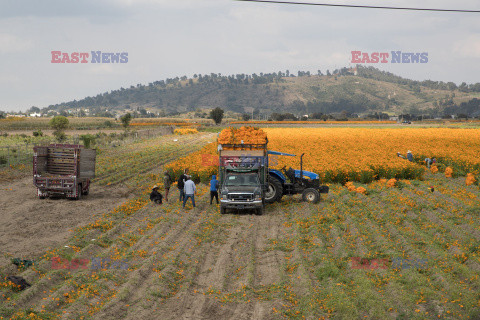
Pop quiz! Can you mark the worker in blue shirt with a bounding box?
[210,175,219,204]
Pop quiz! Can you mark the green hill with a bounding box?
[46,66,480,118]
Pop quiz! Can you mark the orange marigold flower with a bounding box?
[355,187,367,194]
[445,167,453,178]
[466,173,476,186]
[386,179,397,188]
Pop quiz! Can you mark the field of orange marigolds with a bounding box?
[166,127,480,184]
[2,126,480,320]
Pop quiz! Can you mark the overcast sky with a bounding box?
[0,0,479,112]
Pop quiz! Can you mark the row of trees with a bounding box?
[356,66,480,92]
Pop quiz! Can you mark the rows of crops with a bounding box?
[3,173,478,319]
[94,133,215,187]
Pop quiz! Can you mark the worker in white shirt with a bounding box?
[183,175,196,208]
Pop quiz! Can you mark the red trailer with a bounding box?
[33,144,96,200]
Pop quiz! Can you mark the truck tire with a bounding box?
[265,177,283,204]
[220,206,227,215]
[82,187,89,196]
[75,184,82,200]
[302,188,320,204]
[37,189,46,199]
[255,206,264,216]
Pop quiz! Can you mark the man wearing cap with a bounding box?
[183,175,196,208]
[150,185,163,204]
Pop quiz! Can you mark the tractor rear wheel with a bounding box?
[265,177,283,204]
[302,188,320,203]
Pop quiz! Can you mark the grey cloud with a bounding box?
[0,0,129,21]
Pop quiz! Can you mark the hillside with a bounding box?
[46,66,480,118]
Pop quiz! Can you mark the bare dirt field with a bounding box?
[0,177,133,271]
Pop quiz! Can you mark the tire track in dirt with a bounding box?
[94,206,208,319]
[155,211,289,320]
[171,215,258,320]
[253,213,284,287]
[171,223,246,320]
[229,214,279,320]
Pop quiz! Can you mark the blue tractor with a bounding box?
[264,151,329,204]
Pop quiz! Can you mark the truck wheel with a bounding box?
[220,206,227,215]
[37,189,46,199]
[255,207,264,216]
[302,188,320,204]
[265,177,283,204]
[75,184,82,200]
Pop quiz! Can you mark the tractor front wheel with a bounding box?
[302,188,320,204]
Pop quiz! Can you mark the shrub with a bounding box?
[54,132,67,142]
[80,134,96,149]
[33,130,43,137]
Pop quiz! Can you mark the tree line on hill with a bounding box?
[356,66,480,93]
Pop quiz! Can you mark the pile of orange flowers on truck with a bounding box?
[218,127,267,145]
